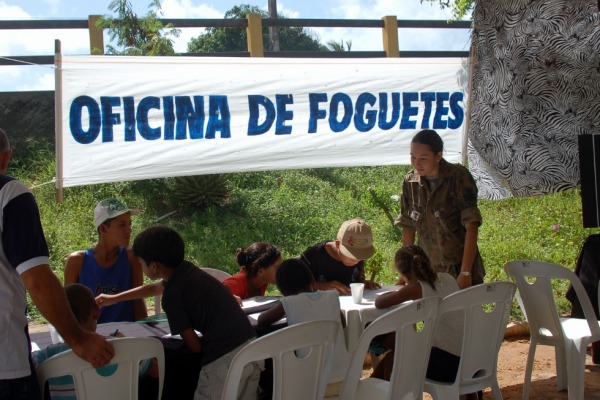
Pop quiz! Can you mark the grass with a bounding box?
[10,138,600,322]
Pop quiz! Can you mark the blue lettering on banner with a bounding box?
[206,96,231,139]
[354,93,377,132]
[329,93,353,132]
[70,95,231,144]
[123,97,136,141]
[307,91,464,133]
[448,92,464,129]
[433,92,450,129]
[162,96,175,140]
[400,92,419,129]
[69,91,465,144]
[176,96,206,139]
[245,94,295,135]
[247,95,275,135]
[101,96,121,142]
[137,96,161,140]
[420,92,436,129]
[275,94,293,135]
[69,96,101,144]
[378,92,400,130]
[308,93,328,133]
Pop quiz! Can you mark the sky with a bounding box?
[0,0,471,92]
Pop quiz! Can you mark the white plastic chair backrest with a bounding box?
[221,320,338,400]
[441,281,516,388]
[504,260,600,340]
[201,267,232,282]
[280,291,349,383]
[37,337,164,400]
[339,296,440,400]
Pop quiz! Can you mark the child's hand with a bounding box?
[233,295,243,306]
[365,280,381,290]
[96,294,118,308]
[315,280,351,295]
[395,276,407,286]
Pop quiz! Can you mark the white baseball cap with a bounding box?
[94,198,140,227]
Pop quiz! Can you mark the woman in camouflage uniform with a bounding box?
[395,129,484,289]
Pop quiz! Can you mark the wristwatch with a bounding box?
[460,271,471,277]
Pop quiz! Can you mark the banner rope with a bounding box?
[30,177,56,189]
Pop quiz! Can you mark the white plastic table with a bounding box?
[338,285,401,351]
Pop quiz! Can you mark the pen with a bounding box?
[110,329,119,337]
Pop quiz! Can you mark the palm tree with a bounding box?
[326,39,352,52]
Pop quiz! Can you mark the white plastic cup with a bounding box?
[350,283,365,304]
[48,324,64,344]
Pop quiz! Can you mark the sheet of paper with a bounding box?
[241,296,281,314]
[162,330,202,340]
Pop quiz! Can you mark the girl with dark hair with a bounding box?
[222,242,282,302]
[372,245,462,384]
[395,129,484,289]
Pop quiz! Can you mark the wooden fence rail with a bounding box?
[0,14,471,66]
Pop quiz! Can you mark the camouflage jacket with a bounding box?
[395,159,485,284]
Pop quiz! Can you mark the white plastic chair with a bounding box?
[37,337,164,400]
[201,267,232,282]
[423,281,516,400]
[153,267,231,315]
[504,260,600,400]
[278,291,350,385]
[221,320,338,400]
[339,296,440,400]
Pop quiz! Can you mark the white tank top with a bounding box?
[420,273,463,356]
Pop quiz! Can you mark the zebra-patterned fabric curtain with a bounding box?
[468,0,600,199]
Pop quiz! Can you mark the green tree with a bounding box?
[187,4,326,53]
[98,0,180,56]
[421,0,474,21]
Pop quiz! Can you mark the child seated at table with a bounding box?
[257,258,349,389]
[372,245,461,383]
[95,226,262,400]
[32,283,157,399]
[223,242,282,305]
[300,218,381,294]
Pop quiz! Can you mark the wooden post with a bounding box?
[268,0,280,52]
[246,13,264,57]
[462,45,476,166]
[54,40,64,203]
[381,16,399,58]
[88,15,104,55]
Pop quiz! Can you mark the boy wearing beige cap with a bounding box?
[300,218,380,294]
[64,198,147,323]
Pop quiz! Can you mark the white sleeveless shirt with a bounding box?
[420,272,463,356]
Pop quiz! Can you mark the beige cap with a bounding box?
[336,219,375,260]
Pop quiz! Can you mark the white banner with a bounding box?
[58,56,468,188]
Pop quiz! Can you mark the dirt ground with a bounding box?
[486,335,600,399]
[358,324,600,399]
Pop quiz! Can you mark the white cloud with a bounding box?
[314,0,470,51]
[160,0,226,52]
[18,68,55,91]
[0,1,31,19]
[275,2,300,18]
[43,0,62,15]
[0,65,54,92]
